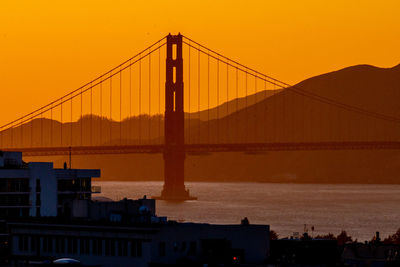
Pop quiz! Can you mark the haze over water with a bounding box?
[94,181,400,242]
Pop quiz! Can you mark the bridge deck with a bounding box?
[4,141,400,156]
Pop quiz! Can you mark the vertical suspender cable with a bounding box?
[291,87,296,142]
[208,52,212,143]
[40,112,43,147]
[90,83,93,146]
[198,47,201,143]
[70,98,73,147]
[305,87,308,142]
[149,49,151,144]
[245,70,248,143]
[337,95,341,142]
[120,67,122,145]
[226,63,229,143]
[139,54,142,144]
[30,117,33,147]
[11,123,13,148]
[236,67,238,143]
[282,84,285,142]
[273,84,276,142]
[292,89,296,141]
[158,47,161,144]
[110,73,112,144]
[61,99,63,146]
[100,82,103,145]
[129,60,132,143]
[20,119,23,147]
[51,108,53,147]
[264,79,267,142]
[81,88,83,146]
[188,41,191,144]
[254,76,257,142]
[216,58,219,143]
[302,89,306,142]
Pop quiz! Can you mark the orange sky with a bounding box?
[1,0,400,125]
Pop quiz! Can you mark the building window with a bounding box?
[130,239,142,258]
[79,238,90,255]
[159,242,166,257]
[67,237,73,254]
[93,238,102,256]
[92,239,98,256]
[80,238,84,254]
[118,240,128,257]
[67,237,77,254]
[85,238,90,255]
[31,236,38,252]
[105,239,111,256]
[18,235,22,251]
[43,236,53,253]
[55,237,65,254]
[188,241,197,256]
[110,239,115,256]
[18,235,29,251]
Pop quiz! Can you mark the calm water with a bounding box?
[93,181,400,242]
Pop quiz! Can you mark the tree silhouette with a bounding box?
[336,230,353,245]
[383,228,400,244]
[270,230,278,240]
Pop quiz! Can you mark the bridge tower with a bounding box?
[155,34,195,201]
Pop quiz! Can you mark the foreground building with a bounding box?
[0,151,270,266]
[0,151,100,218]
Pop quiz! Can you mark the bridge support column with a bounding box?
[154,33,196,201]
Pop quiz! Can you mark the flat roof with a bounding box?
[0,168,100,179]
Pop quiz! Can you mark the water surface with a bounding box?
[93,181,400,242]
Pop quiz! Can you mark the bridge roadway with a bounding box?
[4,141,400,156]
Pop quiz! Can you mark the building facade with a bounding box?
[0,151,100,218]
[9,221,269,266]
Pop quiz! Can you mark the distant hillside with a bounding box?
[21,64,400,184]
[191,64,400,143]
[185,89,282,120]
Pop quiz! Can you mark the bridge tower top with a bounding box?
[165,33,184,146]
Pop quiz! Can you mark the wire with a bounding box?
[110,73,112,144]
[217,57,219,143]
[0,36,167,131]
[149,49,151,144]
[120,67,122,145]
[188,41,191,144]
[198,46,201,143]
[158,46,161,144]
[207,51,210,143]
[182,40,400,124]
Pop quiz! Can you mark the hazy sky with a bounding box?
[1,0,400,125]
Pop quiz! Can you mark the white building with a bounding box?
[0,151,100,218]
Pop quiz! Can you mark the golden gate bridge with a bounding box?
[1,33,399,199]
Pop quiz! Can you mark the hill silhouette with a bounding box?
[16,63,400,183]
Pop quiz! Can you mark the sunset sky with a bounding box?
[1,0,400,125]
